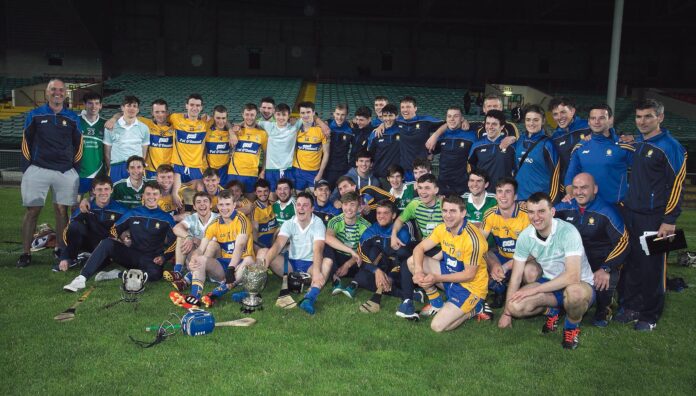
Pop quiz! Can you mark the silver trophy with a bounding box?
[240,264,268,313]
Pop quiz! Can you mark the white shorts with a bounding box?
[21,165,79,207]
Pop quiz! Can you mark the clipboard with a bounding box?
[640,229,687,256]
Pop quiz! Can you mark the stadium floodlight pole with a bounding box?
[606,0,624,111]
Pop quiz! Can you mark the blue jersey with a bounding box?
[514,132,560,201]
[625,129,686,224]
[313,201,342,226]
[468,135,516,193]
[564,129,633,204]
[326,120,354,172]
[113,205,176,257]
[555,197,629,271]
[550,116,589,191]
[358,222,411,273]
[21,104,82,172]
[394,115,442,171]
[435,128,477,195]
[350,125,374,165]
[69,199,128,241]
[368,125,402,178]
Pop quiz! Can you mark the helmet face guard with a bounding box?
[121,269,148,302]
[288,271,312,294]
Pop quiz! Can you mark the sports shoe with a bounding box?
[562,327,581,350]
[95,269,121,282]
[163,270,183,282]
[592,307,613,328]
[16,254,31,268]
[331,280,344,296]
[75,252,91,268]
[299,298,316,315]
[634,321,657,332]
[474,302,494,322]
[412,289,425,304]
[396,299,419,320]
[490,292,505,309]
[169,291,200,309]
[231,291,249,303]
[419,303,441,317]
[63,275,86,292]
[542,314,560,333]
[201,293,218,308]
[613,308,639,324]
[341,284,357,299]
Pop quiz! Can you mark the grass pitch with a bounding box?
[0,186,694,395]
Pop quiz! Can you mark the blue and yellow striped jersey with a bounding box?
[292,125,327,171]
[482,202,530,260]
[253,200,278,248]
[169,113,209,169]
[228,127,268,177]
[204,211,254,258]
[140,117,174,173]
[205,126,230,170]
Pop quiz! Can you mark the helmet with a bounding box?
[30,223,56,252]
[288,271,311,294]
[121,269,148,302]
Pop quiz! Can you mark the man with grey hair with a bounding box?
[18,79,83,268]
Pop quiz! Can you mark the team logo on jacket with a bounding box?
[606,149,612,156]
[588,217,595,225]
[416,124,420,129]
[62,120,67,126]
[460,142,465,147]
[155,222,160,229]
[395,135,400,141]
[342,135,347,141]
[110,214,116,220]
[646,149,653,158]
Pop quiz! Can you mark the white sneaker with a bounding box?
[95,269,121,282]
[64,275,86,292]
[419,303,441,317]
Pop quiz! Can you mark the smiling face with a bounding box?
[381,112,396,128]
[485,116,503,140]
[214,111,228,130]
[84,99,102,118]
[526,199,555,234]
[337,180,357,196]
[468,173,488,196]
[294,196,313,221]
[482,98,503,113]
[260,101,275,119]
[354,116,370,129]
[589,108,612,135]
[374,99,387,115]
[255,186,270,203]
[341,200,359,220]
[274,110,289,127]
[299,106,315,124]
[356,157,371,175]
[442,201,466,230]
[416,180,438,204]
[387,171,404,189]
[186,98,203,119]
[152,103,168,124]
[92,182,113,206]
[217,196,235,218]
[276,183,292,203]
[202,174,219,194]
[333,108,347,125]
[446,108,462,130]
[46,80,66,108]
[143,186,161,209]
[242,108,257,127]
[572,173,597,207]
[400,101,417,120]
[524,111,544,135]
[552,104,575,129]
[375,206,396,227]
[156,171,174,193]
[313,185,330,205]
[127,160,145,182]
[193,196,211,216]
[495,182,516,211]
[122,102,140,119]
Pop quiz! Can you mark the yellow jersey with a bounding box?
[482,202,529,260]
[228,126,268,177]
[428,221,489,299]
[253,200,278,248]
[139,117,174,173]
[292,124,326,171]
[169,113,209,169]
[157,193,178,217]
[177,184,223,213]
[204,211,254,258]
[205,126,231,170]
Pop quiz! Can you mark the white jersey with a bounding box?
[259,120,302,170]
[278,214,326,261]
[513,218,594,285]
[182,212,219,239]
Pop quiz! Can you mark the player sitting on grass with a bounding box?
[498,192,595,350]
[261,192,331,315]
[170,190,255,309]
[155,164,185,221]
[387,165,416,213]
[462,169,497,225]
[251,179,278,258]
[353,200,416,316]
[408,195,491,332]
[164,191,219,292]
[178,167,223,213]
[325,192,370,297]
[64,182,176,292]
[55,175,127,272]
[313,179,342,225]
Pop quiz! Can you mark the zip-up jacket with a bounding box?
[470,121,519,140]
[68,199,128,242]
[514,131,560,201]
[435,128,477,194]
[368,125,402,178]
[551,115,589,191]
[358,222,411,273]
[394,114,443,170]
[326,119,354,172]
[21,104,82,172]
[468,134,516,193]
[112,205,177,258]
[350,124,374,164]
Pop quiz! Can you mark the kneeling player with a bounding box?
[408,195,490,332]
[498,192,595,350]
[262,192,331,315]
[170,190,255,308]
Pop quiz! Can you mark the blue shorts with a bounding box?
[537,277,596,308]
[217,258,231,269]
[290,168,318,191]
[289,259,312,273]
[224,174,257,194]
[444,283,482,312]
[173,165,204,183]
[265,169,291,191]
[109,162,129,184]
[78,177,93,194]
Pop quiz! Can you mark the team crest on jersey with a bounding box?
[155,222,160,229]
[606,149,613,156]
[416,124,420,129]
[189,126,194,131]
[342,135,347,141]
[62,120,67,126]
[646,149,653,158]
[110,214,115,220]
[588,217,595,225]
[460,142,465,147]
[580,134,585,140]
[395,135,400,141]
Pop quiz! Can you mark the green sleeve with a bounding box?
[399,200,419,222]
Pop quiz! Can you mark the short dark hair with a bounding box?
[548,97,575,112]
[588,103,614,118]
[523,104,546,120]
[340,191,360,204]
[126,155,145,168]
[202,168,219,178]
[187,93,203,104]
[276,177,293,190]
[213,105,228,114]
[485,109,506,125]
[275,103,291,114]
[243,103,258,112]
[335,103,349,113]
[355,150,372,162]
[336,175,356,187]
[298,101,315,111]
[443,195,466,211]
[447,105,463,114]
[417,173,438,186]
[527,191,553,207]
[387,164,405,177]
[400,96,417,107]
[469,168,490,184]
[193,191,211,203]
[376,199,396,214]
[495,177,518,193]
[122,95,140,106]
[82,91,102,104]
[412,157,431,171]
[355,106,372,118]
[226,180,245,193]
[254,179,271,190]
[143,180,160,192]
[91,174,113,189]
[260,97,275,106]
[218,189,234,200]
[374,96,389,102]
[296,191,315,206]
[156,164,174,174]
[151,98,168,109]
[635,98,664,116]
[381,103,398,115]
